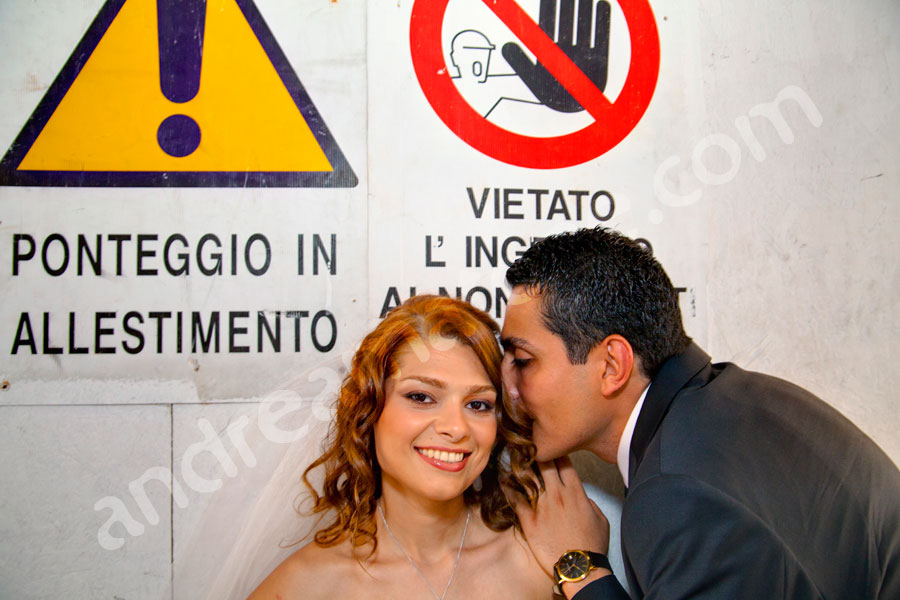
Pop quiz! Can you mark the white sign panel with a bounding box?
[368,0,708,342]
[0,0,368,400]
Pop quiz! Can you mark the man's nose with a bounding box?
[501,352,521,401]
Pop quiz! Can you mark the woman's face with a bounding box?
[374,338,498,503]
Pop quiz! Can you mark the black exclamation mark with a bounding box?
[156,0,207,157]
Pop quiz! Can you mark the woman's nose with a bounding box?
[434,402,468,441]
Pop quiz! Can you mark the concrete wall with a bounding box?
[1,0,896,598]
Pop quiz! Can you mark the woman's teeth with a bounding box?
[418,448,465,463]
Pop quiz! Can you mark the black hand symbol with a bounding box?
[502,0,611,113]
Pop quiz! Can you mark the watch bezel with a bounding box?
[555,549,593,583]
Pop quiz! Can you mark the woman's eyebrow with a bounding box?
[401,375,445,388]
[466,384,496,395]
[401,376,495,396]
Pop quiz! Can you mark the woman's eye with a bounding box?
[467,400,495,412]
[404,392,433,404]
[512,357,531,368]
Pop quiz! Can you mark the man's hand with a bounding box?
[507,457,612,596]
[502,0,611,113]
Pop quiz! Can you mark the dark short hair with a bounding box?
[506,227,690,378]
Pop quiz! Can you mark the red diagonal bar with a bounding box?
[482,0,613,121]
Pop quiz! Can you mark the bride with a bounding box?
[248,295,553,599]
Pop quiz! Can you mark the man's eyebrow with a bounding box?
[500,336,532,351]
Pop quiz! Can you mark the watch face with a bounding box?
[558,551,591,581]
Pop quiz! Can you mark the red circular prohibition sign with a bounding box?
[410,0,660,169]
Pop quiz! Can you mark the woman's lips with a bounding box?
[416,447,470,472]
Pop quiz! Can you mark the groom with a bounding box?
[500,227,900,599]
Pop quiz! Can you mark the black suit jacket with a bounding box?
[575,343,900,599]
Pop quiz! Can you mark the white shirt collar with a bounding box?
[616,384,650,488]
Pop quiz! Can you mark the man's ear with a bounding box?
[590,334,635,397]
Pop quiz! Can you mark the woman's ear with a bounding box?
[592,334,635,397]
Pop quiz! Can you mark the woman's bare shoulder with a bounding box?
[247,539,360,600]
[481,526,555,598]
[460,521,555,599]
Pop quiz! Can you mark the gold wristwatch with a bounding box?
[553,550,611,595]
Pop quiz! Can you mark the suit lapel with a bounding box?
[628,342,711,485]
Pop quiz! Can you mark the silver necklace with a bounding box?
[377,502,470,600]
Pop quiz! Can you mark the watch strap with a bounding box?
[586,551,611,572]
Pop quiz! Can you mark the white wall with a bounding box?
[0,0,897,598]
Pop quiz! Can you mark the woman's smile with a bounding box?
[416,446,471,471]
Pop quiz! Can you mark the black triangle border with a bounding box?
[0,0,358,188]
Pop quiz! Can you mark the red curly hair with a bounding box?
[301,295,539,552]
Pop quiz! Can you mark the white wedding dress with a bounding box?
[170,351,351,600]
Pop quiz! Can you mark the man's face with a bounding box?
[501,287,609,461]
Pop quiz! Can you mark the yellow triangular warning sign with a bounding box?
[0,0,356,187]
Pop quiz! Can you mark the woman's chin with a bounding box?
[395,477,478,504]
[417,481,474,503]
